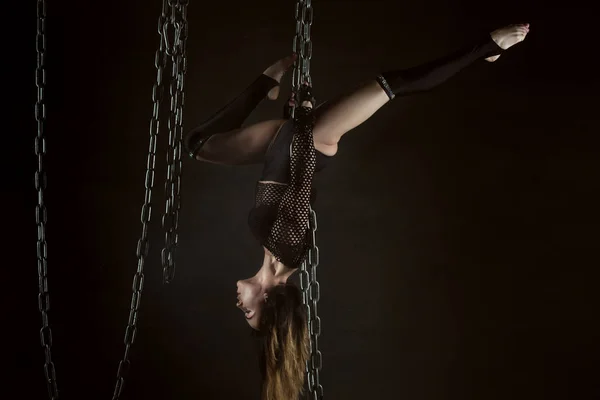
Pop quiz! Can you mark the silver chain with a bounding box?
[300,209,324,400]
[290,0,314,118]
[35,1,59,399]
[290,3,323,396]
[161,0,189,284]
[111,1,173,398]
[34,2,188,399]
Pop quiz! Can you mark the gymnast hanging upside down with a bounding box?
[184,24,529,400]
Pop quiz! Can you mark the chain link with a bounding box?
[161,0,189,284]
[110,1,171,398]
[300,209,323,400]
[289,0,314,118]
[35,1,59,399]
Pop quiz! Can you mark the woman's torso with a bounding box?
[248,120,331,259]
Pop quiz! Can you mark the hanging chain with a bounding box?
[290,1,323,398]
[35,1,59,399]
[161,0,189,284]
[300,209,324,400]
[110,1,171,398]
[289,0,314,118]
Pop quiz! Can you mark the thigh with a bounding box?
[197,119,287,165]
[312,80,389,155]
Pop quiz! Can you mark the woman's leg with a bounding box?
[184,55,296,165]
[312,24,530,156]
[195,119,286,165]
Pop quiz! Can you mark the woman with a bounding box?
[184,24,530,400]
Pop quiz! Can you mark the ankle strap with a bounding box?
[376,75,395,100]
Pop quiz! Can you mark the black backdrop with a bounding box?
[6,0,599,399]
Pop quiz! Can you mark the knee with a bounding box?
[314,141,338,157]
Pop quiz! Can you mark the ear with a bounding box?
[263,292,268,302]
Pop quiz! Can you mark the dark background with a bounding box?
[6,0,599,399]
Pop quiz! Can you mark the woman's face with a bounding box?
[236,279,265,330]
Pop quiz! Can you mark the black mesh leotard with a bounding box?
[249,117,331,268]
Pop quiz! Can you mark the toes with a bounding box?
[517,28,529,40]
[518,24,530,34]
[512,26,529,42]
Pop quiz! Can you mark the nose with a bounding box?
[236,281,242,291]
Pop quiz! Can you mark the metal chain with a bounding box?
[35,1,59,399]
[290,0,314,118]
[300,209,324,400]
[110,1,170,398]
[161,0,189,284]
[290,1,323,398]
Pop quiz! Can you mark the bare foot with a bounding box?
[263,54,297,100]
[486,23,530,62]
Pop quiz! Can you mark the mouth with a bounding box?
[240,306,253,319]
[236,296,253,318]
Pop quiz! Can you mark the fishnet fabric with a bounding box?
[255,183,288,207]
[262,107,316,267]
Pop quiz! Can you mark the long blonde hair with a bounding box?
[256,284,310,400]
